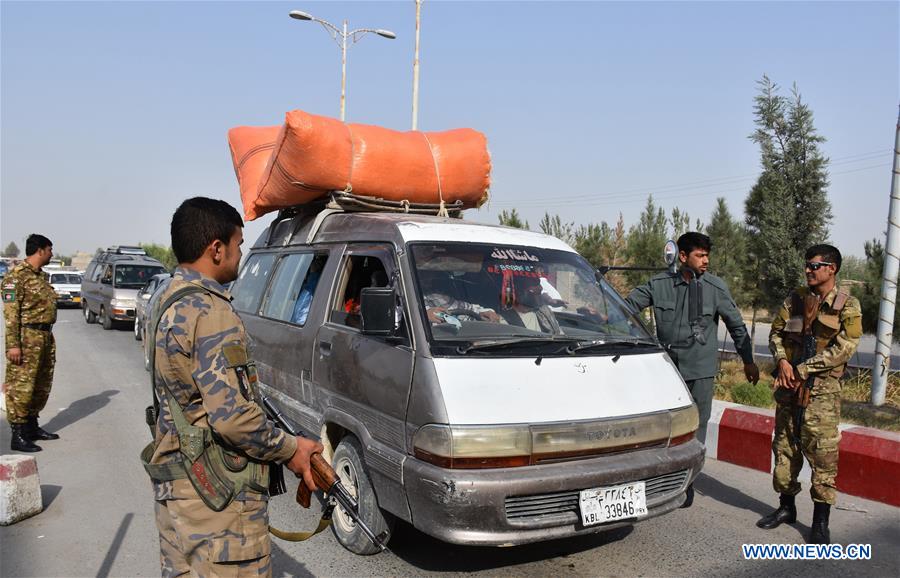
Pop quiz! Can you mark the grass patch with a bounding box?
[714,358,900,432]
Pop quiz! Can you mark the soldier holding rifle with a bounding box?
[758,244,862,544]
[141,197,322,577]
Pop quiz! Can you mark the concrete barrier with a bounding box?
[706,399,900,508]
[0,454,43,525]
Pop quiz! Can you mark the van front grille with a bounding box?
[505,469,689,523]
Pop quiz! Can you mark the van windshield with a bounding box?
[114,265,166,289]
[50,273,82,284]
[409,243,655,353]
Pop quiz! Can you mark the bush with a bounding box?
[730,381,774,408]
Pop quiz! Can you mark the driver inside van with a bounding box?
[498,271,561,334]
[419,270,501,324]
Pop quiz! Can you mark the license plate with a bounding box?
[579,481,647,526]
[72,296,81,303]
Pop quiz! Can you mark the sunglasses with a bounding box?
[805,261,833,271]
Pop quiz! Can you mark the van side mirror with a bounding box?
[360,287,395,336]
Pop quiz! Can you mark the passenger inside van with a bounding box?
[497,271,561,333]
[419,270,500,324]
[290,256,326,325]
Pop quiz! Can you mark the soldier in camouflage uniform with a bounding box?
[143,198,321,577]
[757,244,862,545]
[627,232,759,507]
[3,234,60,452]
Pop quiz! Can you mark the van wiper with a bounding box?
[567,337,659,354]
[457,336,577,354]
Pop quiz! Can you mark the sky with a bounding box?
[1,1,897,259]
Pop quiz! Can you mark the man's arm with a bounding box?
[625,281,654,313]
[796,299,863,379]
[715,283,759,383]
[3,273,23,361]
[769,296,798,388]
[192,307,298,464]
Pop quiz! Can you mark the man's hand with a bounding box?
[479,310,501,323]
[743,362,760,385]
[285,436,325,492]
[6,347,22,365]
[774,359,799,389]
[427,307,447,324]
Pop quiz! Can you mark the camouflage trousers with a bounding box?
[4,328,55,424]
[771,384,841,505]
[155,497,272,578]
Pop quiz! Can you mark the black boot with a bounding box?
[809,502,831,544]
[26,416,59,441]
[757,494,797,529]
[10,424,42,452]
[681,484,694,508]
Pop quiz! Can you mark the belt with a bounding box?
[24,323,53,332]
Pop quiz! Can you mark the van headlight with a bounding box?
[111,298,135,308]
[413,424,531,469]
[669,404,699,446]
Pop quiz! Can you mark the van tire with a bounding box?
[330,436,394,555]
[83,302,97,324]
[100,306,113,330]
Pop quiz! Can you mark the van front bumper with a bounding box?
[403,440,704,546]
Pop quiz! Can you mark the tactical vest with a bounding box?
[781,288,850,379]
[139,285,269,511]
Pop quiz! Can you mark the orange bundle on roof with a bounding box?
[228,110,491,221]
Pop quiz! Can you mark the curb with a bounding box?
[0,454,43,525]
[706,400,900,508]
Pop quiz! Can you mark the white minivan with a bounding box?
[232,209,704,554]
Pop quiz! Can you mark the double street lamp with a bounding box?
[289,10,396,121]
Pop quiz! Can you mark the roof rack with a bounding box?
[106,245,147,256]
[262,192,465,248]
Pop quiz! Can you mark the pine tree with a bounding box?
[2,242,19,258]
[538,213,574,244]
[498,209,529,230]
[706,197,749,307]
[624,196,668,289]
[745,75,831,311]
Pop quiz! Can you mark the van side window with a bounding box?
[331,254,390,329]
[231,253,277,314]
[261,253,328,325]
[100,265,113,284]
[89,263,103,283]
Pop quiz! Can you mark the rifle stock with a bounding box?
[261,395,388,552]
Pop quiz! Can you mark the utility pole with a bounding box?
[412,0,423,130]
[872,105,900,406]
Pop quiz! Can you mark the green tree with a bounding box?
[498,209,529,230]
[141,243,177,270]
[2,242,19,258]
[538,213,574,244]
[851,238,899,339]
[670,207,692,239]
[624,196,668,289]
[574,214,629,293]
[706,197,749,307]
[745,75,831,312]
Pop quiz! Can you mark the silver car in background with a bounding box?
[48,271,84,307]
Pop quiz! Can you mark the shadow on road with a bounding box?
[388,521,633,572]
[41,484,62,509]
[271,541,316,578]
[41,389,120,434]
[695,472,811,540]
[97,512,133,578]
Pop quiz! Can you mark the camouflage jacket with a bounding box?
[769,285,862,395]
[149,267,297,500]
[3,261,57,350]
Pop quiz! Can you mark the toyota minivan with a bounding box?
[231,209,704,554]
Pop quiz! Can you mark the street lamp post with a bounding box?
[289,10,396,121]
[411,0,423,130]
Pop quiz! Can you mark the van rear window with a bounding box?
[232,253,277,314]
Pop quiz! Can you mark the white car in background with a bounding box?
[48,271,84,307]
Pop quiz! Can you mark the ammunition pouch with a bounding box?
[140,390,269,511]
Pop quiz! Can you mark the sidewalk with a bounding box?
[705,399,900,507]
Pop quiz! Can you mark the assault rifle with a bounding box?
[792,294,820,445]
[261,395,389,552]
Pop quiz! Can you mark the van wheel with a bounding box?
[330,436,394,555]
[83,302,97,324]
[134,318,142,341]
[100,306,113,330]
